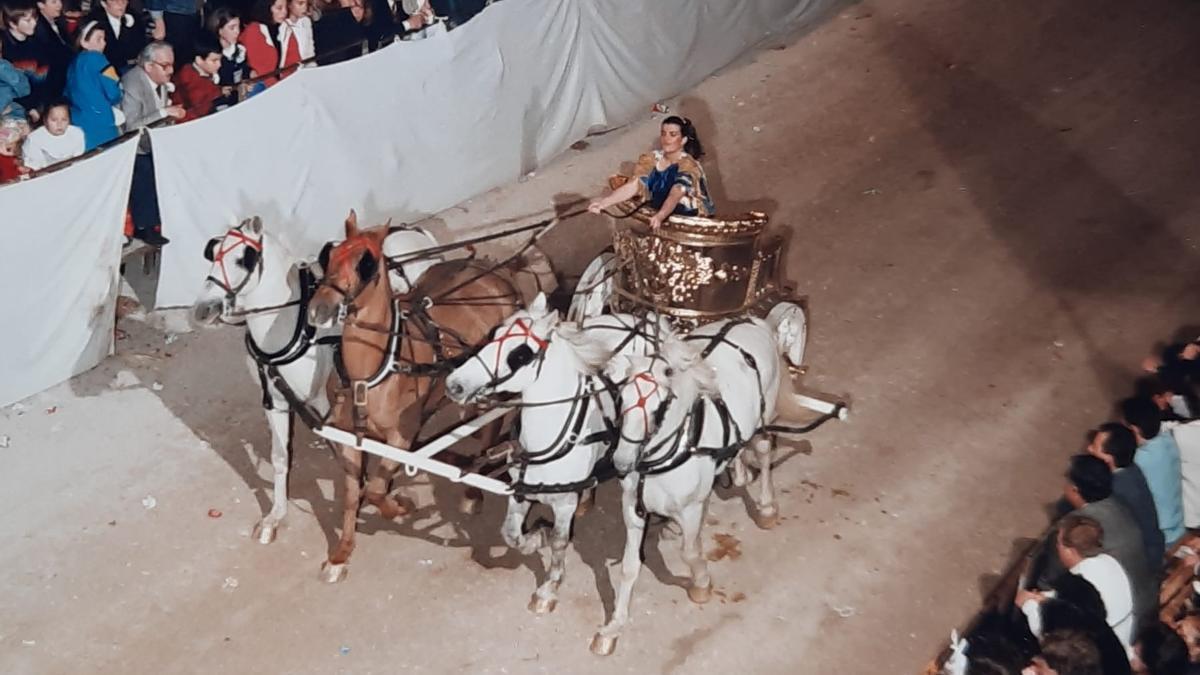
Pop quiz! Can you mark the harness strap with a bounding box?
[244,266,319,367]
[511,374,622,501]
[255,360,274,411]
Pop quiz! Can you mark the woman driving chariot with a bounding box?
[588,116,715,228]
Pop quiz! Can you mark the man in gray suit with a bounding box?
[120,41,183,247]
[1040,454,1158,632]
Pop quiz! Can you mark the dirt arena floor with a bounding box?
[6,1,1200,673]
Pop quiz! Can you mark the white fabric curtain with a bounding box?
[0,138,139,406]
[150,0,833,307]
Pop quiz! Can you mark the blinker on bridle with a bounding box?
[206,226,264,314]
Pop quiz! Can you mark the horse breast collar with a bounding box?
[245,265,319,367]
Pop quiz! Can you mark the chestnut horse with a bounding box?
[307,212,524,582]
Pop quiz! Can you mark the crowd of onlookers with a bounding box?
[940,338,1200,674]
[0,0,493,243]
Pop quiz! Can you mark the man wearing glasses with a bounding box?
[119,41,184,247]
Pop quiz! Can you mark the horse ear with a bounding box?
[317,241,334,272]
[528,292,548,318]
[248,215,263,234]
[356,250,379,283]
[605,354,632,382]
[239,247,260,272]
[345,209,359,238]
[204,237,219,261]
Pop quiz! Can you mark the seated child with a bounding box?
[0,121,28,183]
[172,35,223,123]
[21,99,84,169]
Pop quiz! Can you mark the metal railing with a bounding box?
[12,32,395,182]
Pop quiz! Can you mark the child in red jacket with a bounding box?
[171,36,223,123]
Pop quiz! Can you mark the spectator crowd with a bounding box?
[939,337,1200,674]
[0,0,493,244]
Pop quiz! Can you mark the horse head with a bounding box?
[606,337,715,475]
[445,291,561,404]
[308,210,387,328]
[192,215,265,326]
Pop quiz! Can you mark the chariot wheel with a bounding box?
[567,250,616,323]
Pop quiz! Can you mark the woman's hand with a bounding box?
[587,200,605,215]
[649,212,666,229]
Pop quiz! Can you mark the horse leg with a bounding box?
[322,443,363,583]
[680,498,713,603]
[252,407,291,544]
[529,493,578,615]
[592,475,645,656]
[362,430,414,520]
[730,451,751,488]
[750,434,779,530]
[575,487,595,518]
[459,418,507,516]
[501,496,542,555]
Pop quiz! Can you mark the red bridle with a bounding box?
[488,318,549,375]
[210,228,263,295]
[620,371,660,438]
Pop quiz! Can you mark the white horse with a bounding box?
[590,312,806,656]
[191,215,439,544]
[444,292,665,614]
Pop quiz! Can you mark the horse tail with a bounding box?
[764,301,807,368]
[508,242,559,305]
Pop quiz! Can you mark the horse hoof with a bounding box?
[687,583,713,604]
[752,508,779,530]
[320,561,349,584]
[458,495,483,516]
[372,495,413,521]
[589,633,618,656]
[252,521,277,545]
[528,595,557,615]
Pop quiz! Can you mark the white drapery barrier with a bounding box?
[0,138,138,407]
[151,0,833,307]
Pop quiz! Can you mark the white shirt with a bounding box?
[106,12,122,38]
[1019,553,1135,658]
[21,125,85,170]
[1074,553,1135,649]
[277,17,315,67]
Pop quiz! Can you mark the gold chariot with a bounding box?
[606,176,787,328]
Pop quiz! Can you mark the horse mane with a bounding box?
[662,336,719,397]
[258,229,289,256]
[551,321,614,375]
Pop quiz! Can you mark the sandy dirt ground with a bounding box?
[6,1,1200,673]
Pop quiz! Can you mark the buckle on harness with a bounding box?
[353,380,369,407]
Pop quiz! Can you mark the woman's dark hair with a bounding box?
[662,115,704,159]
[75,18,105,48]
[206,6,239,35]
[248,0,280,31]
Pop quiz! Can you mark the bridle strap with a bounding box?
[208,228,264,300]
